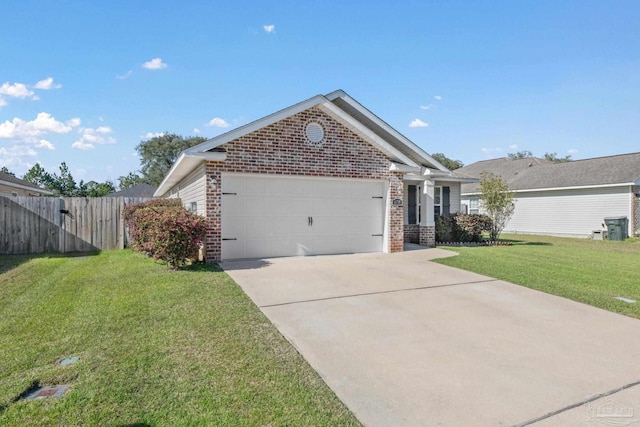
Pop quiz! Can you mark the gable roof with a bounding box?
[155,90,451,197]
[460,152,640,194]
[0,172,53,195]
[107,183,157,198]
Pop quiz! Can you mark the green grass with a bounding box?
[434,234,640,319]
[0,250,360,426]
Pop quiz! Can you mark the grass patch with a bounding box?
[434,234,640,319]
[0,250,360,426]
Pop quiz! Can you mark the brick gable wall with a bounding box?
[203,106,404,261]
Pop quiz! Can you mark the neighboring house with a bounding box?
[0,172,53,196]
[459,153,640,238]
[107,183,157,198]
[155,90,477,261]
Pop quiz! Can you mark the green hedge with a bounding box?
[436,214,492,243]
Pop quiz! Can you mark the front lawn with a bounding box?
[434,234,640,319]
[0,250,360,426]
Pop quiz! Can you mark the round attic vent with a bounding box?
[305,122,324,144]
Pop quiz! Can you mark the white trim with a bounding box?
[390,162,421,173]
[325,90,450,172]
[317,102,419,167]
[185,95,327,154]
[154,151,227,197]
[462,181,637,196]
[0,179,52,195]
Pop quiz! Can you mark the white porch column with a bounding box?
[423,179,435,227]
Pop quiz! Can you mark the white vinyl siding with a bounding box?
[166,164,206,216]
[0,183,43,196]
[504,186,632,237]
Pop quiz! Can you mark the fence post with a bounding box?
[58,198,65,253]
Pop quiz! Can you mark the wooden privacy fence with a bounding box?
[0,196,151,255]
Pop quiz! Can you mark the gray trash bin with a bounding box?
[604,217,628,241]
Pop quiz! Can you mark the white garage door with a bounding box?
[222,174,386,260]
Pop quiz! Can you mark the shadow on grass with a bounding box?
[181,262,223,273]
[0,251,101,275]
[497,238,552,246]
[118,424,153,427]
[0,380,41,413]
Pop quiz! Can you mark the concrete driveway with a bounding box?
[221,248,640,426]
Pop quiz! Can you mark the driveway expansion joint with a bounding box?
[514,379,640,427]
[259,278,500,308]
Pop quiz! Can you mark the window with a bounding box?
[408,185,417,224]
[407,185,422,224]
[469,197,480,215]
[434,186,442,217]
[189,202,197,213]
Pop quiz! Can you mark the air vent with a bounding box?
[305,122,324,144]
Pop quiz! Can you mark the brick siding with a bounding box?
[204,106,404,261]
[419,225,435,247]
[404,224,420,244]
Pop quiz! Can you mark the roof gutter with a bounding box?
[154,151,227,197]
[0,179,53,195]
[461,181,637,196]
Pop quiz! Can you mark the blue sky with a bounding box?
[1,0,639,184]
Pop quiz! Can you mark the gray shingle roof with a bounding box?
[0,171,52,194]
[460,152,640,194]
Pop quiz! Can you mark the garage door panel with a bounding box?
[265,196,292,215]
[222,175,385,260]
[243,178,268,196]
[243,216,269,238]
[222,195,244,213]
[244,196,267,213]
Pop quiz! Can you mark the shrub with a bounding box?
[436,214,492,243]
[123,199,206,269]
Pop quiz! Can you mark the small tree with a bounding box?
[479,172,515,241]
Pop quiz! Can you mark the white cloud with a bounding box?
[409,119,429,128]
[34,77,61,90]
[142,58,167,70]
[419,105,431,110]
[0,145,37,158]
[0,77,62,106]
[0,82,34,99]
[568,148,578,154]
[66,117,81,127]
[36,139,55,150]
[116,70,133,80]
[72,140,93,150]
[263,24,275,33]
[144,132,165,139]
[206,117,230,128]
[193,128,200,134]
[72,126,116,150]
[509,144,518,149]
[0,112,80,139]
[0,145,39,173]
[434,95,442,100]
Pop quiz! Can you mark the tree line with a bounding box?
[1,134,205,197]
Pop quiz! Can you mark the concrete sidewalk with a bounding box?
[221,248,640,426]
